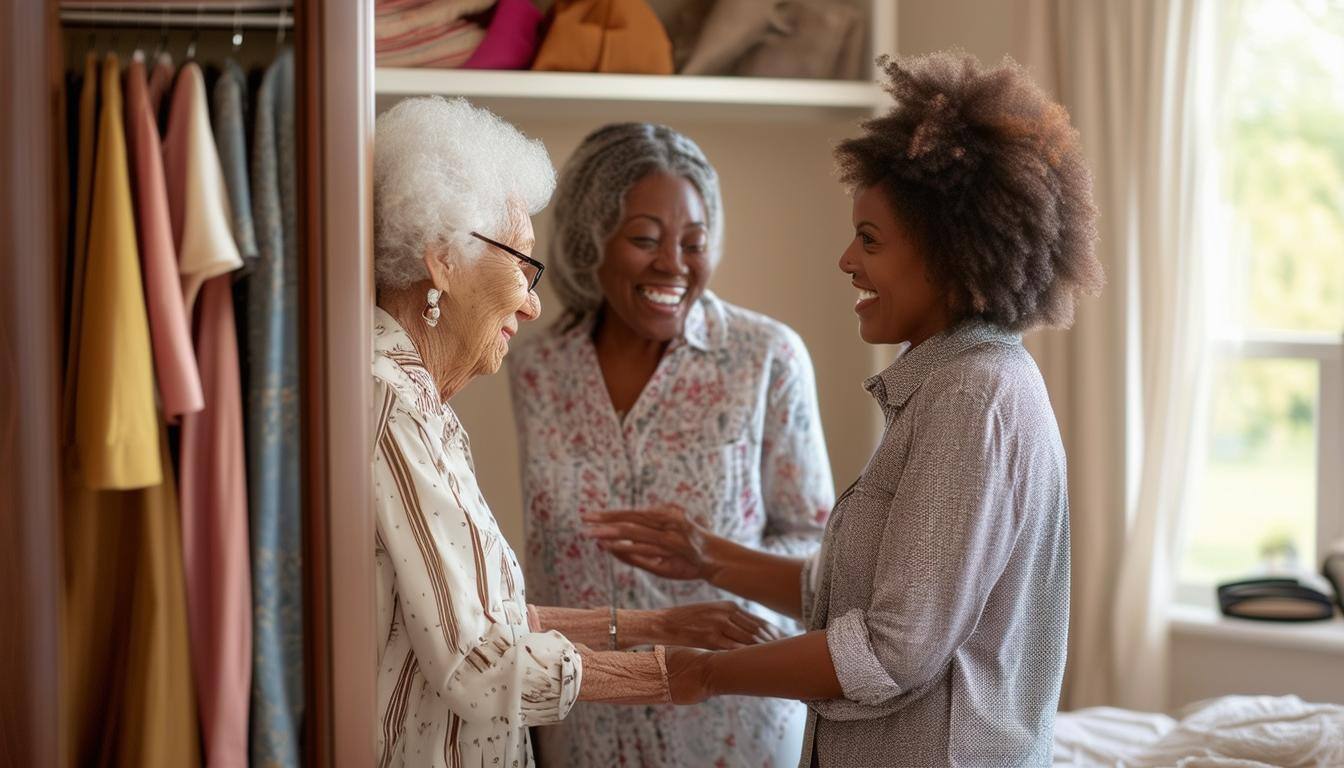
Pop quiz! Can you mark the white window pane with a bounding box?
[1180,358,1318,586]
[1219,0,1344,335]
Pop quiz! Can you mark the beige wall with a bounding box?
[897,0,1057,90]
[434,115,884,551]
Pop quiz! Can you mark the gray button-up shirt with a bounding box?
[800,321,1070,767]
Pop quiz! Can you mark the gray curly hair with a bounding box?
[374,96,556,291]
[549,123,724,319]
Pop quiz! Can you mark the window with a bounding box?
[1176,0,1344,603]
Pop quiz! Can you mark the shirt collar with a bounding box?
[864,320,1021,414]
[563,292,714,353]
[680,293,711,352]
[372,306,445,417]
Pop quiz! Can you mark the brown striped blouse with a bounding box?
[372,309,582,768]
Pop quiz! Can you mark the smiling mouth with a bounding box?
[637,284,688,308]
[854,287,879,311]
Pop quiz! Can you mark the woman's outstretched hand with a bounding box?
[663,646,715,705]
[649,601,783,650]
[582,505,721,582]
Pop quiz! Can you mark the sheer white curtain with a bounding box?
[1030,0,1224,710]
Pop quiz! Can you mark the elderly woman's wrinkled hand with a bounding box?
[648,601,782,650]
[582,505,719,581]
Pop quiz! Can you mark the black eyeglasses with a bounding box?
[471,231,545,292]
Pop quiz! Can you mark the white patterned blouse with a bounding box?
[372,308,582,768]
[508,292,834,768]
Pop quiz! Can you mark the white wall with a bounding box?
[1169,628,1344,707]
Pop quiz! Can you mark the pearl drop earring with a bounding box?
[422,288,442,327]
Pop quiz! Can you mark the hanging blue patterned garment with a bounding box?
[246,48,302,768]
[212,58,258,270]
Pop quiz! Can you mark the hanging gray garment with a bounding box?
[212,58,258,269]
[247,48,302,768]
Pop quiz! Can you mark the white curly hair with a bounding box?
[374,96,556,291]
[549,123,724,320]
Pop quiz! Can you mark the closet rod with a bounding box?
[61,1,289,10]
[60,10,292,28]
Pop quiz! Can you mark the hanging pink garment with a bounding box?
[124,55,204,420]
[163,61,252,768]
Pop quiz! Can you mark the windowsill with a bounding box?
[1169,603,1344,655]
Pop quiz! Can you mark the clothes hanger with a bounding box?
[108,10,120,59]
[275,7,287,51]
[151,8,168,61]
[132,9,147,62]
[231,8,243,53]
[185,4,201,61]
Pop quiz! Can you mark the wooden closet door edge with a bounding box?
[0,1,64,767]
[298,0,377,766]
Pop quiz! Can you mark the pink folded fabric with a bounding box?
[376,0,493,68]
[462,0,543,70]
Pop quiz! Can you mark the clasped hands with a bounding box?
[583,504,747,706]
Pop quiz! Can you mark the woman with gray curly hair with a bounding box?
[508,123,834,766]
[587,52,1104,766]
[370,97,780,768]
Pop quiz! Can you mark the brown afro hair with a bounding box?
[835,51,1103,331]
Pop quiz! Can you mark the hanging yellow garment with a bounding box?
[62,438,203,768]
[60,53,202,768]
[74,51,160,489]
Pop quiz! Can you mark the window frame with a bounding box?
[1175,332,1344,607]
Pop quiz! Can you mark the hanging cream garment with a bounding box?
[163,60,252,768]
[60,52,201,768]
[163,60,244,313]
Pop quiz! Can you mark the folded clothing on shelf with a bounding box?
[678,0,866,81]
[461,0,545,70]
[532,0,675,75]
[376,0,494,68]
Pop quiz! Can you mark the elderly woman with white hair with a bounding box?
[371,98,779,768]
[507,123,834,766]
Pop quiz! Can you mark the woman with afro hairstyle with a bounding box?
[585,51,1103,767]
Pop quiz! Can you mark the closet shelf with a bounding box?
[374,68,884,122]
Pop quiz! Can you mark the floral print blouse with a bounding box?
[508,292,834,767]
[372,308,582,768]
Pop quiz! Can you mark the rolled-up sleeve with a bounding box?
[816,387,1019,719]
[373,389,582,727]
[759,328,834,556]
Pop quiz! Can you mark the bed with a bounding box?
[1053,695,1344,767]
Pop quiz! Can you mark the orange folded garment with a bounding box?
[532,0,674,75]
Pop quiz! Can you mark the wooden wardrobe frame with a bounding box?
[0,2,378,766]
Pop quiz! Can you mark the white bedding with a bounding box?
[1054,695,1344,767]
